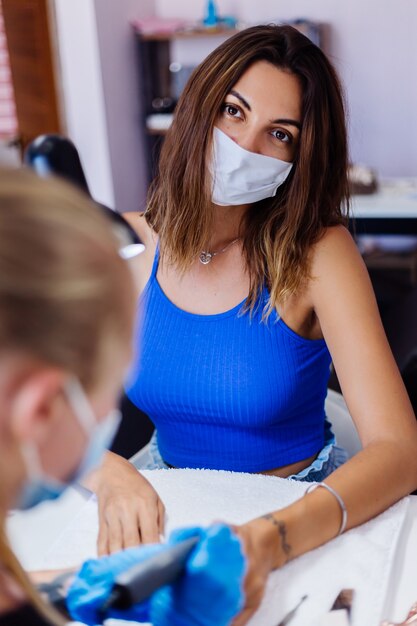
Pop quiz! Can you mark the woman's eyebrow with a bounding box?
[271,118,302,130]
[228,91,301,130]
[229,90,251,111]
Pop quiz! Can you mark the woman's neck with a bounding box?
[210,203,248,247]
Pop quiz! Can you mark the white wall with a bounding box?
[53,0,115,207]
[94,0,154,212]
[155,0,235,21]
[156,0,417,177]
[54,0,155,212]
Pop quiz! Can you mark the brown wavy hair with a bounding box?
[146,24,350,315]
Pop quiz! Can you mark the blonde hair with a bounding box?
[0,168,134,388]
[0,168,135,624]
[0,529,67,625]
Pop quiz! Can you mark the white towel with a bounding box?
[41,469,409,626]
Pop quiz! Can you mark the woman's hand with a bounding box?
[232,517,280,625]
[89,452,165,555]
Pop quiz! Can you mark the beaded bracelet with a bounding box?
[305,482,347,536]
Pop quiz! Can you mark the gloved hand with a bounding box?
[66,543,163,625]
[150,524,246,626]
[66,524,246,626]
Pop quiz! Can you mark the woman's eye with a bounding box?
[272,129,291,143]
[222,104,241,118]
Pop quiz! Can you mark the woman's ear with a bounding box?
[9,367,68,445]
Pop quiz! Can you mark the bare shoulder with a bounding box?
[309,225,367,286]
[122,212,157,297]
[123,212,155,246]
[311,225,360,266]
[306,224,375,316]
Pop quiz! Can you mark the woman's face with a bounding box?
[216,60,302,163]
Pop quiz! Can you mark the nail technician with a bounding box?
[0,169,245,626]
[99,25,417,624]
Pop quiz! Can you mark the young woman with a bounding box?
[0,169,245,626]
[96,24,417,624]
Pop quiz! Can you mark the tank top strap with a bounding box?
[149,242,160,280]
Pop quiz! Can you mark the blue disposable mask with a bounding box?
[16,378,121,510]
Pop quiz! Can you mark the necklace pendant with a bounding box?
[199,251,213,265]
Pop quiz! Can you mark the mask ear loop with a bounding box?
[63,377,97,436]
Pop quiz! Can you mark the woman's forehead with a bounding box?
[229,61,302,121]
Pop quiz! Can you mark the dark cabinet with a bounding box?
[134,27,238,183]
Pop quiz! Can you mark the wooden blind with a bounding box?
[0,2,17,139]
[1,0,60,148]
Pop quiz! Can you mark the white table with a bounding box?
[6,483,417,625]
[350,181,417,235]
[383,495,417,620]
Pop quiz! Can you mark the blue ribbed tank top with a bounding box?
[125,246,332,472]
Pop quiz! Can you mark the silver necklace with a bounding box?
[199,237,240,265]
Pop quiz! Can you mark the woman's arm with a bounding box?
[233,226,417,625]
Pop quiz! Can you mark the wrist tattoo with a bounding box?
[262,513,292,562]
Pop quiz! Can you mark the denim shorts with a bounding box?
[135,423,348,482]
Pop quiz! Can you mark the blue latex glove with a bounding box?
[66,543,163,625]
[67,524,246,626]
[150,524,246,626]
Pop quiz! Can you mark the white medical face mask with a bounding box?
[210,127,293,206]
[17,378,121,510]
